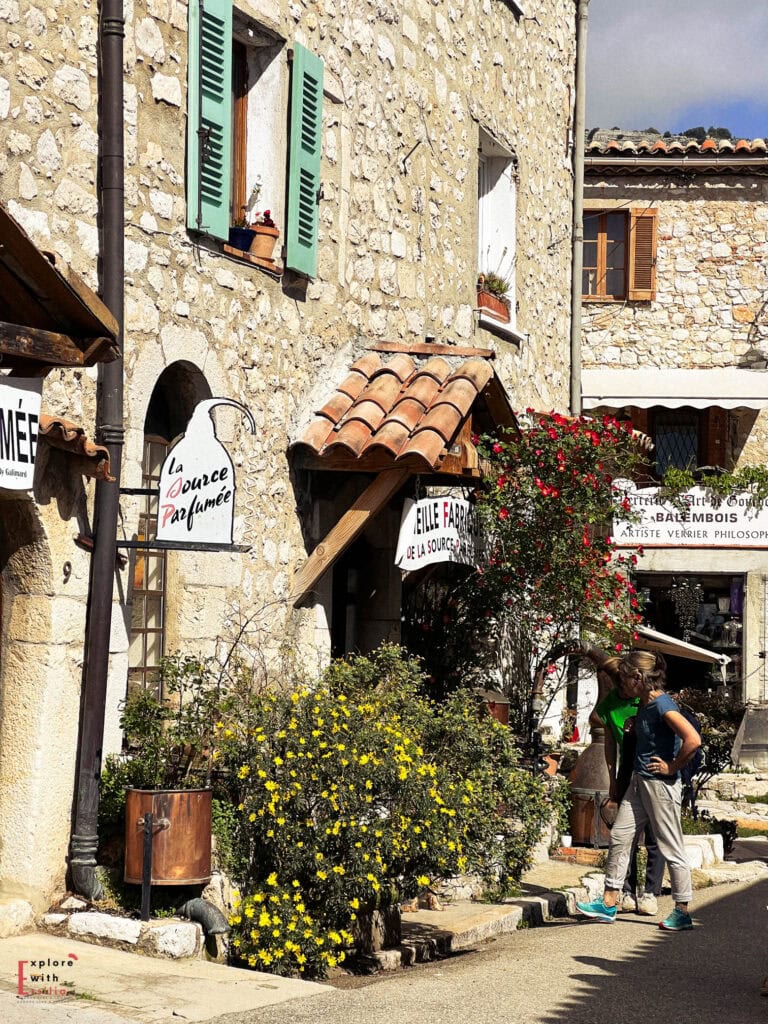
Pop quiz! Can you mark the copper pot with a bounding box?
[124,788,212,885]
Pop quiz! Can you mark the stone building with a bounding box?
[580,132,768,705]
[0,2,579,911]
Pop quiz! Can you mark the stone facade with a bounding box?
[583,176,768,374]
[582,165,768,705]
[0,0,577,909]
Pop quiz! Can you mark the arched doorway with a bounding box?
[127,362,211,697]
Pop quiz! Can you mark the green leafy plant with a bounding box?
[477,271,511,302]
[210,645,550,977]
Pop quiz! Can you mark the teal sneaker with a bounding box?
[576,897,616,923]
[659,908,693,931]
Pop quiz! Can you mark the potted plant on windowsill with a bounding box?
[228,208,257,252]
[249,209,279,260]
[477,271,511,324]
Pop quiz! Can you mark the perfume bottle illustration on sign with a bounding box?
[156,398,255,545]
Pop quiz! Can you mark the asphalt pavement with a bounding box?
[210,879,768,1024]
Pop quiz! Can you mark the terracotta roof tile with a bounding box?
[450,358,494,392]
[397,428,446,467]
[361,370,405,412]
[419,403,463,443]
[325,418,373,457]
[398,373,441,408]
[437,377,480,416]
[39,414,113,481]
[300,416,335,452]
[586,131,768,159]
[319,391,355,423]
[292,350,509,471]
[372,353,415,382]
[386,396,427,433]
[360,421,410,458]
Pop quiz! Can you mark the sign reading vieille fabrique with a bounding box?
[156,398,255,546]
[395,495,484,571]
[613,479,768,548]
[0,377,43,491]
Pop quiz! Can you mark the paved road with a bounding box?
[212,879,768,1024]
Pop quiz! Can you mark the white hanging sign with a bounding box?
[613,478,768,548]
[395,496,483,571]
[156,398,255,546]
[0,377,43,490]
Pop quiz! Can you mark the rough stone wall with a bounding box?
[0,0,576,905]
[582,175,768,467]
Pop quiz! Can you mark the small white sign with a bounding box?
[0,377,43,490]
[613,479,768,548]
[395,496,483,571]
[156,398,255,546]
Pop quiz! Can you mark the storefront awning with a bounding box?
[0,203,119,370]
[635,624,730,667]
[288,344,518,605]
[582,368,768,411]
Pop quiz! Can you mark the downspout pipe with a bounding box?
[569,0,589,416]
[70,0,125,900]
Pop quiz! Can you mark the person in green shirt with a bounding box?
[584,648,665,915]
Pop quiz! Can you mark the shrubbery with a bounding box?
[100,645,551,977]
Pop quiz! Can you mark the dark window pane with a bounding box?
[584,216,599,241]
[654,410,699,474]
[605,268,626,297]
[607,212,627,244]
[583,240,597,269]
[606,241,625,272]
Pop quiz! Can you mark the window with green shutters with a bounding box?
[186,9,324,278]
[186,0,233,241]
[285,44,324,277]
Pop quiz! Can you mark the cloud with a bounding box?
[586,0,768,134]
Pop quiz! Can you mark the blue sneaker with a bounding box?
[659,908,693,931]
[576,897,616,923]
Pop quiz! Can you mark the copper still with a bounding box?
[124,788,212,885]
[568,726,612,847]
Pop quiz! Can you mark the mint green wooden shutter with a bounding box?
[286,44,323,277]
[186,0,232,240]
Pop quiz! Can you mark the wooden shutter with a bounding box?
[286,43,324,277]
[186,0,233,241]
[627,208,658,301]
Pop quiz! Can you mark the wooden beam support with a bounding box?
[0,320,86,366]
[291,467,411,607]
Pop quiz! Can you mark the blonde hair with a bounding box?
[618,650,667,693]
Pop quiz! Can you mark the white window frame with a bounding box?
[478,128,518,335]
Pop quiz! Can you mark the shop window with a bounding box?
[646,407,726,477]
[186,0,324,276]
[583,208,657,301]
[652,408,700,475]
[127,435,169,697]
[477,128,517,330]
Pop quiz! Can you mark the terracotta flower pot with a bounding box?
[477,288,510,323]
[228,226,256,251]
[249,225,280,259]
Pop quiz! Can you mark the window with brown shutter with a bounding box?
[583,208,657,302]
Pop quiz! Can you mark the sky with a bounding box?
[586,0,768,139]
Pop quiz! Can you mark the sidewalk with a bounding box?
[2,839,766,1023]
[0,932,330,1024]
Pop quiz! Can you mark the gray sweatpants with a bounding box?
[604,773,692,904]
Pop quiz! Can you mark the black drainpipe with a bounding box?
[70,0,125,900]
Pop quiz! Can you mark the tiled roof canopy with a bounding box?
[292,350,514,473]
[39,414,113,480]
[585,131,768,175]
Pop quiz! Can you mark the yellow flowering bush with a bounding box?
[213,647,550,977]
